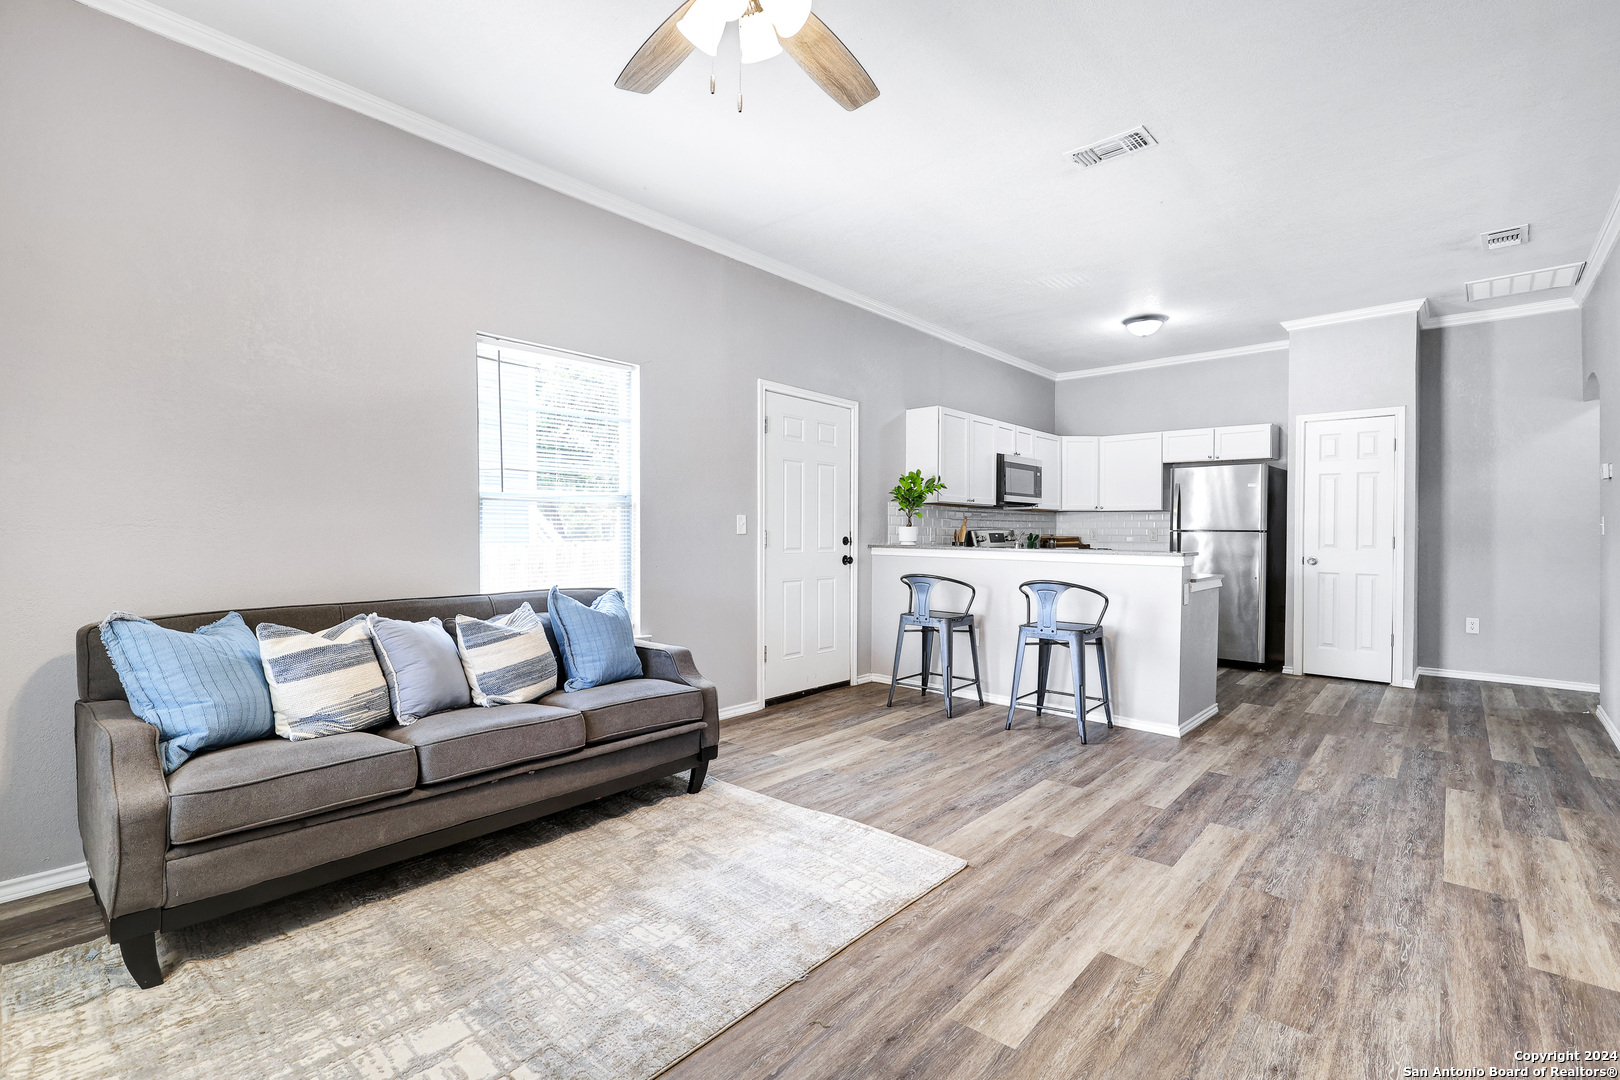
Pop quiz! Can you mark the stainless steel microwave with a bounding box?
[996,454,1043,507]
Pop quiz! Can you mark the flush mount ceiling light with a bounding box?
[1123,314,1168,337]
[616,0,878,111]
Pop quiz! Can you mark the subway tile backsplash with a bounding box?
[885,505,1173,551]
[887,504,1056,546]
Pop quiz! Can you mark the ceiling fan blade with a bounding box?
[615,0,699,94]
[778,13,879,111]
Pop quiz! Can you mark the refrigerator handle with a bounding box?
[1170,482,1182,552]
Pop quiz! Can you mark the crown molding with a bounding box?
[1421,296,1581,329]
[1051,339,1289,381]
[1279,299,1429,333]
[74,0,1056,383]
[1573,181,1620,307]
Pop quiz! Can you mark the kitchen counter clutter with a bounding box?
[870,546,1220,737]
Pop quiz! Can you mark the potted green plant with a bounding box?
[890,469,945,545]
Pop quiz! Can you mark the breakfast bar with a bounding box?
[869,546,1222,737]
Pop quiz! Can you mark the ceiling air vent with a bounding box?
[1481,224,1529,251]
[1068,126,1157,167]
[1465,261,1584,302]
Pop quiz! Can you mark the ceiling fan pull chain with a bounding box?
[737,58,743,113]
[709,53,715,95]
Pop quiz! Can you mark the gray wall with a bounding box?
[1417,314,1598,684]
[1286,312,1422,681]
[1053,351,1290,464]
[1584,248,1620,723]
[0,0,1053,882]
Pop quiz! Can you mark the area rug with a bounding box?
[0,777,964,1080]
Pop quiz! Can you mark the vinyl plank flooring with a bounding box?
[15,672,1612,1080]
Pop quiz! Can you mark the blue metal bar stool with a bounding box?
[1006,580,1114,742]
[886,574,984,718]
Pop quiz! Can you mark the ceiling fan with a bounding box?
[615,0,879,111]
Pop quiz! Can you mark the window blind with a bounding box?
[476,337,637,605]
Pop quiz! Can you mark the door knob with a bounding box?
[842,536,851,546]
[842,555,854,565]
[1304,557,1318,565]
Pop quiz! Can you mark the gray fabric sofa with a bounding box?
[74,589,719,989]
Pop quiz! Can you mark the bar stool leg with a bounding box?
[887,618,907,707]
[965,623,984,706]
[1092,636,1114,728]
[944,625,958,717]
[1006,631,1027,730]
[1070,635,1087,744]
[919,627,934,698]
[1035,640,1053,717]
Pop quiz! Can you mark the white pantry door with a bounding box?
[1301,414,1397,682]
[763,390,853,700]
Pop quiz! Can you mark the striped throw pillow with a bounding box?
[256,615,393,740]
[451,603,558,707]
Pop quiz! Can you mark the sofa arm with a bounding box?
[76,700,169,921]
[636,641,719,751]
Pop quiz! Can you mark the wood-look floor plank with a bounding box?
[1486,714,1540,765]
[1494,760,1567,839]
[1441,881,1544,1067]
[1251,850,1372,1034]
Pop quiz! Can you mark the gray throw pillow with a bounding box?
[366,615,473,724]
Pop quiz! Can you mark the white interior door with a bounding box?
[1301,414,1396,682]
[764,390,853,700]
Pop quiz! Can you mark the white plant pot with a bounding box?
[896,525,920,546]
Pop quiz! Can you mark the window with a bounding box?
[477,336,638,609]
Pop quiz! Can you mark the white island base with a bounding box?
[870,546,1222,737]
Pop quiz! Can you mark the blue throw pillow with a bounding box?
[98,611,275,773]
[547,588,643,692]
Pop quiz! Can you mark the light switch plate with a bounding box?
[735,515,747,535]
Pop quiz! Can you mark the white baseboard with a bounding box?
[1414,667,1600,694]
[1597,705,1619,754]
[719,701,763,721]
[0,861,89,906]
[1281,666,1296,676]
[854,673,885,686]
[861,673,1210,739]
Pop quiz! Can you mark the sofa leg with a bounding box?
[687,760,709,794]
[119,933,164,989]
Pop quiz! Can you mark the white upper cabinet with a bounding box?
[1099,432,1165,510]
[905,406,971,503]
[1213,423,1280,461]
[1012,427,1036,458]
[967,415,1000,504]
[1032,432,1063,509]
[1161,427,1217,463]
[1061,436,1100,511]
[1161,423,1280,463]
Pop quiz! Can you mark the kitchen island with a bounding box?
[870,546,1221,737]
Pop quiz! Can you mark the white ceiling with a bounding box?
[122,0,1620,373]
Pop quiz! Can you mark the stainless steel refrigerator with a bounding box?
[1170,463,1287,667]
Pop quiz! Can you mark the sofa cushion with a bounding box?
[542,679,704,745]
[376,703,585,784]
[166,732,417,843]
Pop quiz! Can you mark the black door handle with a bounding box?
[842,536,851,546]
[842,555,854,565]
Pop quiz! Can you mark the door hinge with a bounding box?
[764,645,768,662]
[764,530,768,548]
[1392,536,1396,549]
[764,416,769,434]
[1391,633,1395,645]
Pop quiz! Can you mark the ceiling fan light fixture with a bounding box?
[760,0,811,37]
[737,9,783,62]
[676,0,745,55]
[1123,314,1168,337]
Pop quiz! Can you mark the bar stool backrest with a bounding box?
[901,574,977,619]
[1020,580,1109,633]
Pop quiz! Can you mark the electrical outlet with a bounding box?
[735,515,747,535]
[1465,618,1479,635]
[1147,528,1159,541]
